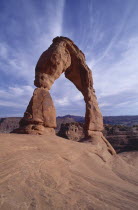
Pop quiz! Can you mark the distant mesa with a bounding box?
[12,36,115,155]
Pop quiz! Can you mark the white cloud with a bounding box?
[0,100,25,108]
[0,85,34,108]
[0,0,138,117]
[0,42,8,59]
[99,102,111,108]
[85,35,138,115]
[49,33,138,116]
[92,36,138,97]
[55,97,69,106]
[0,0,65,85]
[0,42,35,84]
[0,85,33,98]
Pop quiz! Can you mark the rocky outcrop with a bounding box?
[13,88,56,134]
[57,122,138,153]
[57,122,85,141]
[56,116,76,133]
[14,37,103,134]
[103,116,138,126]
[2,115,138,134]
[33,36,103,135]
[13,36,115,154]
[0,117,21,133]
[104,125,138,153]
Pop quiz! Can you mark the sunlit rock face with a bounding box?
[13,88,56,135]
[33,36,103,133]
[13,36,116,154]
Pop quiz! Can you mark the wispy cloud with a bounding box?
[0,0,65,85]
[0,0,138,117]
[0,85,33,106]
[90,35,138,115]
[93,36,138,96]
[0,0,66,116]
[50,74,85,116]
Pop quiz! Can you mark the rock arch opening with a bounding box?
[13,36,116,154]
[14,36,103,136]
[50,73,85,117]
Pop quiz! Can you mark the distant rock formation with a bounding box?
[56,116,76,133]
[57,122,138,153]
[2,115,138,134]
[0,117,21,133]
[13,36,115,154]
[104,125,138,153]
[57,122,85,141]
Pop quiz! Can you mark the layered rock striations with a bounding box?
[14,36,115,154]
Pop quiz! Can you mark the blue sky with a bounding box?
[0,0,138,117]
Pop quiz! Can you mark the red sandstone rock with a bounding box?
[14,36,116,154]
[14,88,56,135]
[34,36,103,133]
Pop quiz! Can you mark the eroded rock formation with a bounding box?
[14,36,115,154]
[57,122,85,141]
[15,88,56,135]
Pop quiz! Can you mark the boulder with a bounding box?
[57,122,85,141]
[13,88,56,135]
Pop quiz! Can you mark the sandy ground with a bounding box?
[0,133,138,210]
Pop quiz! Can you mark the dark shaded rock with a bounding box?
[57,122,85,141]
[57,122,138,153]
[56,117,76,133]
[103,116,138,126]
[104,125,138,153]
[0,117,21,133]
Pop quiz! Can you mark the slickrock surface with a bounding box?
[0,134,138,210]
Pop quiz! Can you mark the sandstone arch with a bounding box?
[14,36,115,155]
